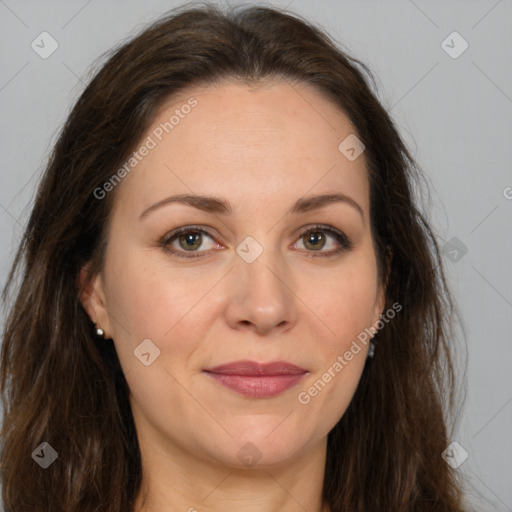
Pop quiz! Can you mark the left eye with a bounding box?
[293,225,353,256]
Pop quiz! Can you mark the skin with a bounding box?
[80,79,387,512]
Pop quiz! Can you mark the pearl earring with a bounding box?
[94,323,105,338]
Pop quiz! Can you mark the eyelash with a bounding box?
[159,224,353,260]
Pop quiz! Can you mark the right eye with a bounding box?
[160,226,221,259]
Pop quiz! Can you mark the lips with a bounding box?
[203,360,308,398]
[205,360,307,376]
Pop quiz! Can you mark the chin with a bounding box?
[199,425,316,470]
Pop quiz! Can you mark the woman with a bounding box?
[1,3,470,511]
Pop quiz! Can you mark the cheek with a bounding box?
[302,255,380,349]
[293,263,377,429]
[104,238,210,332]
[103,254,214,425]
[103,245,216,373]
[293,255,379,428]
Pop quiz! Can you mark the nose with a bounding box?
[224,245,298,336]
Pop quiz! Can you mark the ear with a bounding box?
[78,264,113,338]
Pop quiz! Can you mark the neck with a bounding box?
[134,432,330,512]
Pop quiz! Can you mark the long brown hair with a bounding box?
[1,3,471,511]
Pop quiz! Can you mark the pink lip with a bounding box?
[203,360,308,398]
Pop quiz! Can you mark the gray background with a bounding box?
[0,0,511,510]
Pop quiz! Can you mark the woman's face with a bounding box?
[84,79,386,469]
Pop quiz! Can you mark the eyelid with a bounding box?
[159,225,219,259]
[159,223,353,259]
[293,224,353,254]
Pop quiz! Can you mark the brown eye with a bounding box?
[302,231,326,251]
[294,225,353,257]
[177,232,203,251]
[161,226,218,259]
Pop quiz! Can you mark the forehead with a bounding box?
[111,79,369,219]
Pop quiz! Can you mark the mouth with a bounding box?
[203,360,308,398]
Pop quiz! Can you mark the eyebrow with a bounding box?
[139,192,365,223]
